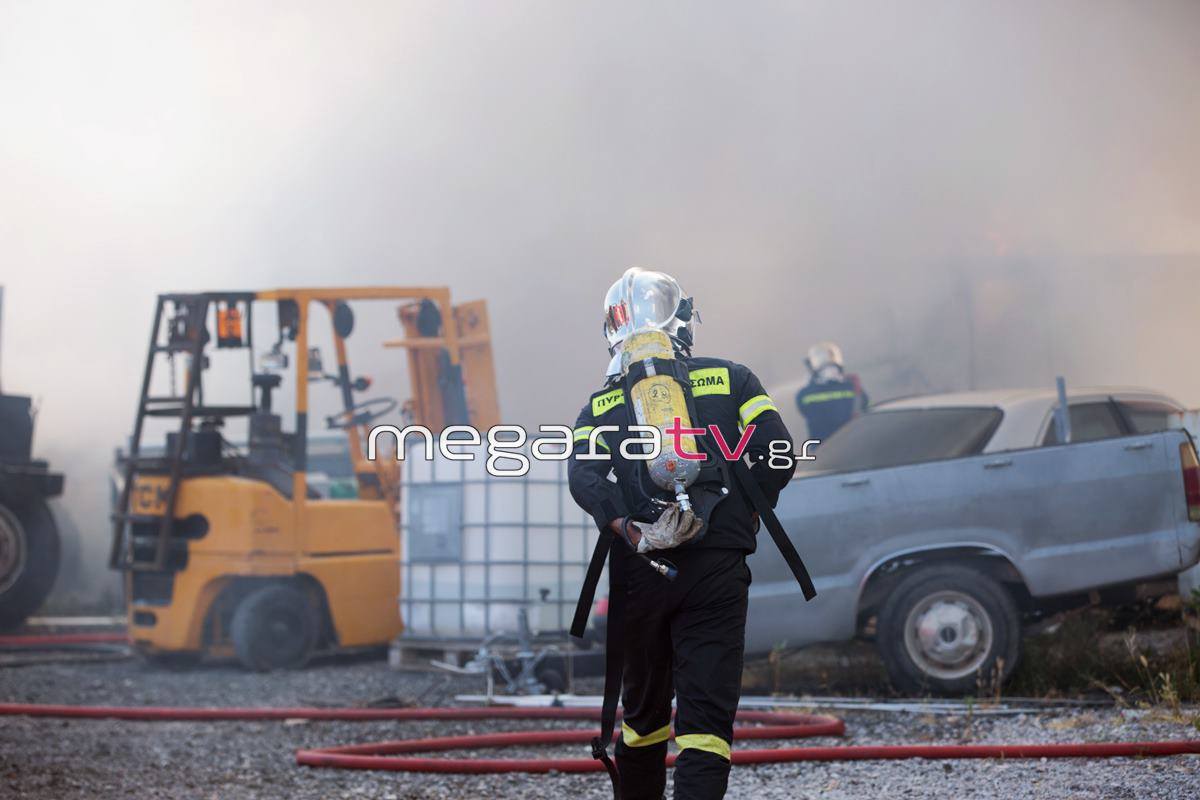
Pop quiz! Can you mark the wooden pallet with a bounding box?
[388,636,488,670]
[387,633,587,671]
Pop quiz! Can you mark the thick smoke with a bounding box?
[1,1,1198,610]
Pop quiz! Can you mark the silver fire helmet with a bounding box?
[604,349,623,381]
[806,341,845,373]
[602,267,696,353]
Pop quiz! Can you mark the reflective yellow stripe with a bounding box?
[572,425,609,451]
[621,722,671,747]
[591,388,625,416]
[799,389,856,405]
[738,394,778,427]
[689,367,731,397]
[675,733,730,760]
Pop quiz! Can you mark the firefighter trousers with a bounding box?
[615,546,750,800]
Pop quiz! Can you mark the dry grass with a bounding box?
[1007,592,1200,714]
[743,591,1200,727]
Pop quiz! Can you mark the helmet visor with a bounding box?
[603,268,683,348]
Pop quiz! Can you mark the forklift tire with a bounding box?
[0,500,61,632]
[230,583,319,671]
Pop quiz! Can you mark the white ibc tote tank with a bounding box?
[399,437,601,639]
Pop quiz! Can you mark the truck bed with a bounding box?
[745,429,1200,654]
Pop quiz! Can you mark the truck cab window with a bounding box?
[1117,400,1177,434]
[1042,402,1124,446]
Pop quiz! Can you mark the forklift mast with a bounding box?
[109,293,257,571]
[109,288,499,573]
[391,298,500,432]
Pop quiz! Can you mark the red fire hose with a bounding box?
[1,702,1199,773]
[0,632,128,647]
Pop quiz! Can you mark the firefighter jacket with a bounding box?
[795,372,868,441]
[568,355,793,553]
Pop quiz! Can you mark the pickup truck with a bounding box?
[747,386,1200,694]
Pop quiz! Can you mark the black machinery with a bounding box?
[0,287,65,630]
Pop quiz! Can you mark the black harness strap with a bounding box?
[571,532,611,641]
[571,524,626,797]
[730,459,817,601]
[594,545,625,798]
[572,533,624,799]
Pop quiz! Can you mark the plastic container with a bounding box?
[399,439,601,639]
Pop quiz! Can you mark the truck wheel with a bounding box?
[0,500,61,631]
[877,564,1019,695]
[230,583,319,671]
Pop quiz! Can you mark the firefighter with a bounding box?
[794,341,868,441]
[568,269,802,800]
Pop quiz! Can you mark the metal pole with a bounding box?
[1054,376,1072,444]
[964,276,976,391]
[0,285,5,393]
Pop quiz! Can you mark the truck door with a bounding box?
[747,467,891,650]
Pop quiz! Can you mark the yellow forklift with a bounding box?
[109,288,498,669]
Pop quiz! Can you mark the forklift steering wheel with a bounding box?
[325,398,398,430]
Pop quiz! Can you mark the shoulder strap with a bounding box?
[571,532,610,640]
[730,459,817,601]
[594,546,625,797]
[571,534,624,799]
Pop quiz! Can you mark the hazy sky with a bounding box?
[2,1,1198,605]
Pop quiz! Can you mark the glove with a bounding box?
[636,503,703,553]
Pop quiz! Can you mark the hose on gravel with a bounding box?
[0,632,132,668]
[1,702,1199,773]
[0,632,129,648]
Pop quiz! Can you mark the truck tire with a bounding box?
[230,583,319,671]
[0,500,60,632]
[877,564,1019,695]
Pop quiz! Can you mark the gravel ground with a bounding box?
[1,654,1199,799]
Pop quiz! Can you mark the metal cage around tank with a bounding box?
[400,441,602,640]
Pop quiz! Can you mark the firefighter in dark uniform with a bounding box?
[794,341,868,442]
[568,269,795,800]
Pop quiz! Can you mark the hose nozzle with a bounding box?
[643,556,678,581]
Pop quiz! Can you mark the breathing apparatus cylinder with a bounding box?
[620,329,700,512]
